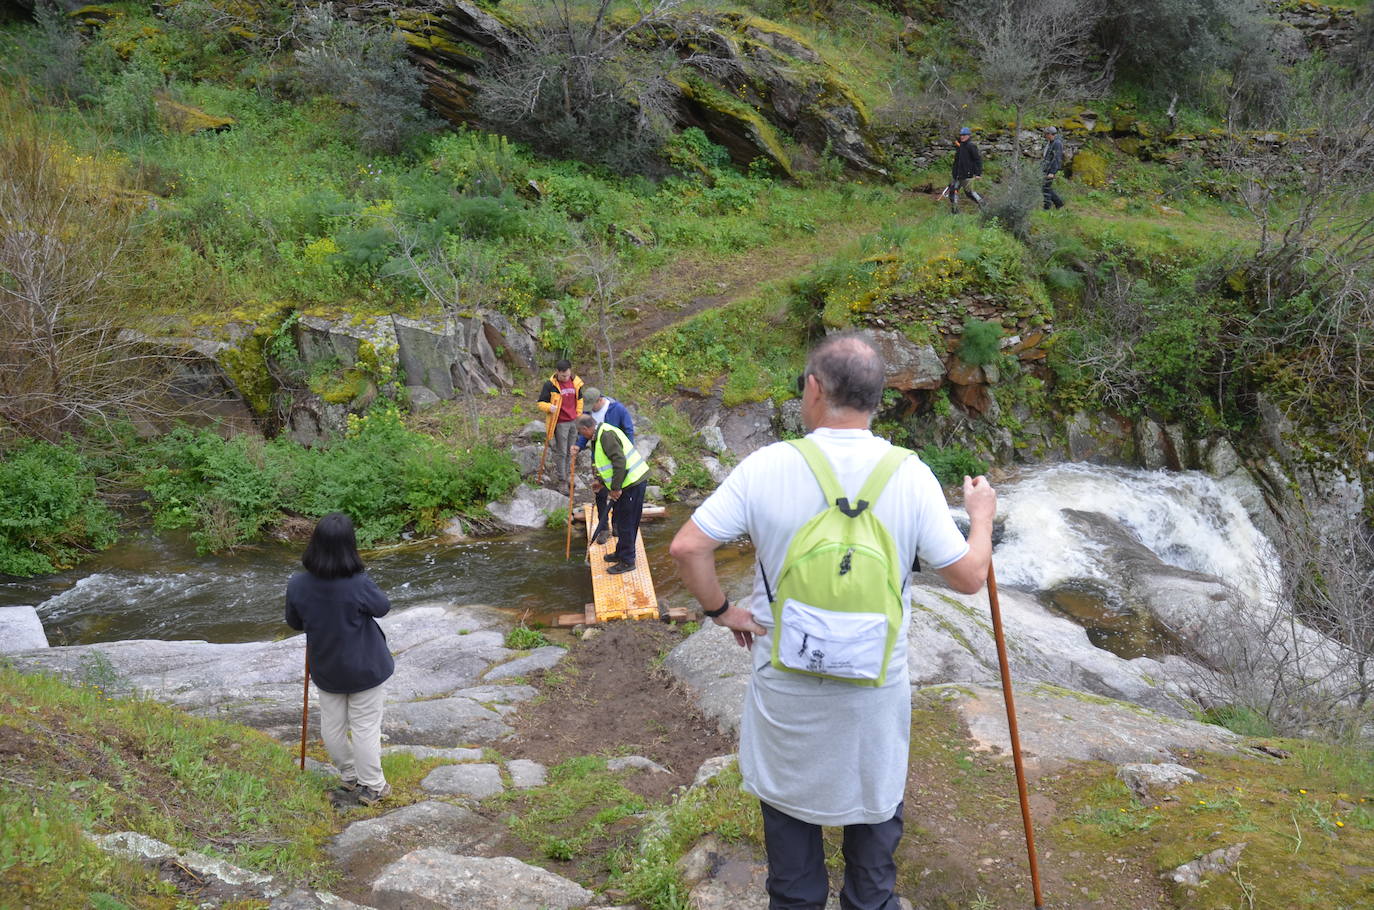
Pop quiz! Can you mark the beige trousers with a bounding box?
[317,682,386,790]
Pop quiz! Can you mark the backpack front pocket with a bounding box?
[776,598,889,681]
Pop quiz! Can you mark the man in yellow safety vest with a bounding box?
[575,414,649,575]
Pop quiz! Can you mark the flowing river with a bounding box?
[0,463,1276,659]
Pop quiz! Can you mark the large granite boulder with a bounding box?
[5,603,528,745]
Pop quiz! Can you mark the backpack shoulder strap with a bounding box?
[855,446,912,508]
[786,438,845,506]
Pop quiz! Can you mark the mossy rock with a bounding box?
[670,73,795,179]
[1070,145,1109,188]
[155,96,234,135]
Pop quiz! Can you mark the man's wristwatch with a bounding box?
[703,598,730,619]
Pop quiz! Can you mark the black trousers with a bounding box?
[594,485,613,535]
[1042,176,1064,209]
[760,800,904,910]
[610,479,647,564]
[947,176,983,212]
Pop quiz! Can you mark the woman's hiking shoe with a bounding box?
[357,782,391,806]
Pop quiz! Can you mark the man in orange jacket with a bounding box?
[537,359,584,487]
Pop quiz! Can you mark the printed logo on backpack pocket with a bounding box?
[776,598,887,681]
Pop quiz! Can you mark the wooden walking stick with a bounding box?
[565,462,576,560]
[535,394,559,484]
[987,561,1045,909]
[299,649,310,771]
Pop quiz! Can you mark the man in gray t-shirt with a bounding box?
[671,333,997,910]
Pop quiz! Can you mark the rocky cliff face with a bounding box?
[394,1,885,176]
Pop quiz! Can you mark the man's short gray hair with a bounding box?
[806,333,885,413]
[575,414,597,430]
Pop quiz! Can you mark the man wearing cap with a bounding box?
[1042,125,1065,210]
[571,387,636,544]
[946,126,984,214]
[576,412,649,575]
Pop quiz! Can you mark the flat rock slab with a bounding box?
[507,759,547,789]
[384,697,512,747]
[932,683,1240,770]
[1117,762,1204,801]
[484,646,567,681]
[420,763,505,799]
[329,801,485,883]
[94,831,279,897]
[371,850,595,910]
[607,755,669,775]
[5,603,521,747]
[454,684,539,705]
[382,745,484,762]
[270,888,376,909]
[0,606,47,652]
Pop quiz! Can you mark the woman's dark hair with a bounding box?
[301,512,365,579]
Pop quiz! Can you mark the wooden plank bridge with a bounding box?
[555,502,690,628]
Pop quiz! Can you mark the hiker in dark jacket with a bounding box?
[947,126,985,214]
[285,512,394,806]
[1042,125,1065,210]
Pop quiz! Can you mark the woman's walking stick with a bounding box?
[987,561,1045,909]
[565,465,576,560]
[299,650,310,771]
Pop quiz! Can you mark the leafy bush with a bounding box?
[0,441,119,576]
[918,444,990,487]
[138,428,285,553]
[506,624,552,650]
[958,318,1003,366]
[981,166,1043,241]
[135,410,520,552]
[293,6,434,154]
[431,129,527,196]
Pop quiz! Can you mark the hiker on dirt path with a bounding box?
[669,332,997,910]
[537,359,584,489]
[570,386,636,545]
[1042,125,1066,210]
[285,512,394,807]
[947,125,985,214]
[577,414,649,575]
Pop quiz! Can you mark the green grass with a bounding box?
[0,665,338,907]
[1051,739,1374,910]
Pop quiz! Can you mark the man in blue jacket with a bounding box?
[571,387,636,544]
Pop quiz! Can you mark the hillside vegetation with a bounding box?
[0,0,1371,557]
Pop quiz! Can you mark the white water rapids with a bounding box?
[991,463,1277,604]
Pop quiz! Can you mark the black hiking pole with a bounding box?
[299,649,310,772]
[987,561,1045,909]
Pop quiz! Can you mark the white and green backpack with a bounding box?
[762,439,911,687]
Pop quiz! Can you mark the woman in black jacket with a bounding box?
[286,513,395,805]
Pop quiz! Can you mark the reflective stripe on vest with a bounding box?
[593,423,648,486]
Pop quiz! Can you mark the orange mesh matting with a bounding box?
[582,501,659,622]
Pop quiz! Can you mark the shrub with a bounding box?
[918,444,989,487]
[958,318,1003,366]
[138,428,285,553]
[134,410,521,552]
[292,6,434,154]
[430,129,527,196]
[0,441,119,576]
[506,624,552,650]
[981,166,1042,241]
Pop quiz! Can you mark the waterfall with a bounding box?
[992,464,1277,602]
